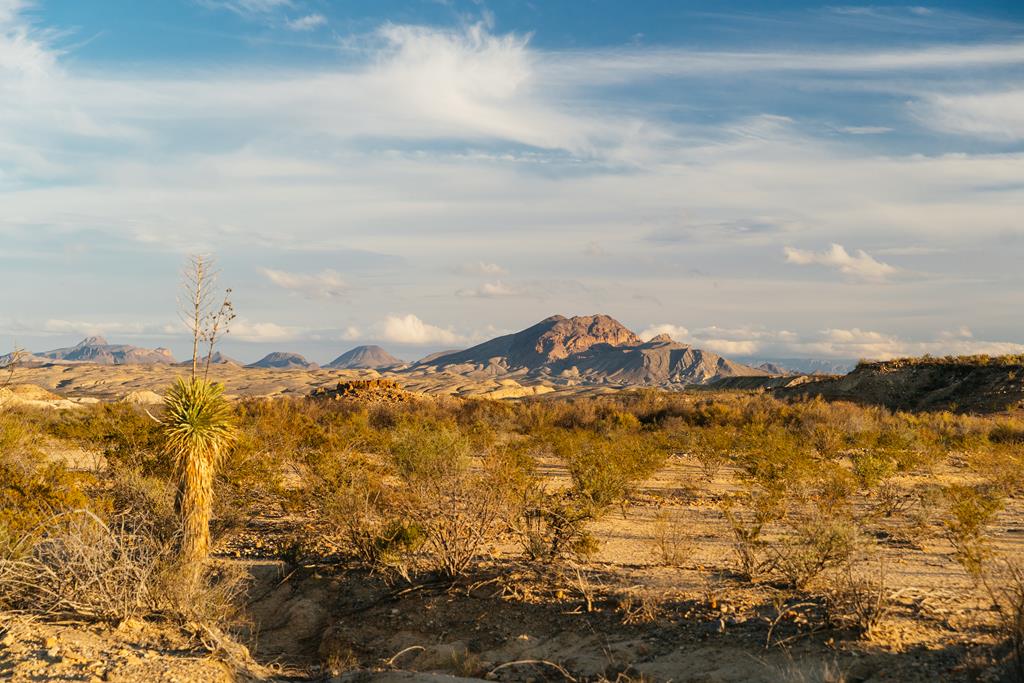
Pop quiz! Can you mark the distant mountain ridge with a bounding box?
[247,352,317,370]
[416,314,769,387]
[36,336,176,365]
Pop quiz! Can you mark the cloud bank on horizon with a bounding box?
[1,0,1023,363]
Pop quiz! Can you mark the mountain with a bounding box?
[38,336,176,365]
[326,345,403,370]
[737,357,856,375]
[415,315,767,387]
[418,314,641,373]
[176,352,242,368]
[247,352,318,370]
[757,362,793,376]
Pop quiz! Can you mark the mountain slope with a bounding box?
[414,315,766,387]
[38,337,176,365]
[418,314,641,372]
[326,345,403,369]
[247,352,318,370]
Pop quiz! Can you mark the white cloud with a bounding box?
[262,268,349,298]
[795,327,1024,360]
[453,261,507,276]
[916,89,1024,141]
[37,319,179,338]
[839,126,892,135]
[784,244,897,282]
[380,314,463,345]
[285,13,326,31]
[640,323,766,356]
[230,319,303,342]
[456,280,520,298]
[639,324,689,341]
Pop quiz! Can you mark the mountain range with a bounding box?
[414,315,769,387]
[9,314,802,388]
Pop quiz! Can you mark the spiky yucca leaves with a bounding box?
[163,376,236,577]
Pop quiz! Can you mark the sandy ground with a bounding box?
[8,364,614,402]
[5,388,1021,681]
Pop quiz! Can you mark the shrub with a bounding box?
[0,509,246,627]
[0,438,94,559]
[943,484,1004,579]
[690,425,735,482]
[851,450,897,490]
[774,511,858,590]
[826,560,898,639]
[649,506,691,567]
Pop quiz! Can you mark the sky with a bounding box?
[2,0,1023,364]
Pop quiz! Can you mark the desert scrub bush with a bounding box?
[0,509,247,627]
[27,402,168,476]
[984,560,1024,682]
[969,444,1024,496]
[554,429,666,510]
[649,505,691,567]
[773,510,858,590]
[689,424,735,481]
[388,421,531,578]
[825,560,899,639]
[0,435,95,559]
[736,423,816,496]
[516,483,600,563]
[721,489,784,581]
[942,483,1004,579]
[850,450,897,490]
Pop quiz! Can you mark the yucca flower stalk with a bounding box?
[163,374,236,578]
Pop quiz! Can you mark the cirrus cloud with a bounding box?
[262,268,349,299]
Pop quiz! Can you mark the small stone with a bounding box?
[42,636,58,649]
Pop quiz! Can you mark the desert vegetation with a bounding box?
[3,364,1024,679]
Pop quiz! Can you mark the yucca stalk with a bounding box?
[163,376,236,579]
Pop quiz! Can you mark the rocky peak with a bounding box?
[530,314,641,362]
[77,336,109,347]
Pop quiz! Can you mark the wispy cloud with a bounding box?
[784,244,897,282]
[262,268,349,298]
[456,280,521,298]
[196,0,292,18]
[453,261,507,276]
[915,89,1024,141]
[285,13,326,31]
[838,126,893,135]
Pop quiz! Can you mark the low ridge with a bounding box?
[38,337,176,365]
[247,352,318,370]
[326,345,403,370]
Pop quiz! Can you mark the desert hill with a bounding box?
[247,352,318,370]
[775,356,1024,413]
[176,351,241,368]
[37,336,176,365]
[416,315,768,387]
[326,345,403,369]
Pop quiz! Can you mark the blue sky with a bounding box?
[2,0,1024,363]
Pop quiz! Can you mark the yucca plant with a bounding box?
[164,255,236,582]
[164,376,236,576]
